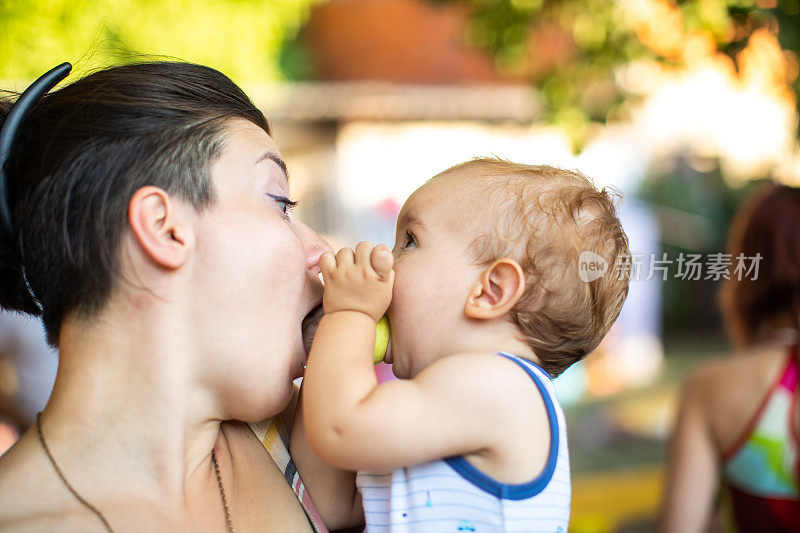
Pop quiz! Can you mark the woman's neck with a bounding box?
[41,301,221,507]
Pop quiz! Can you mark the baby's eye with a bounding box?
[402,230,416,249]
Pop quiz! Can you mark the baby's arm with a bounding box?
[302,242,517,471]
[289,389,364,531]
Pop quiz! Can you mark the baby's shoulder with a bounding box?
[425,352,559,481]
[432,351,548,386]
[422,351,552,421]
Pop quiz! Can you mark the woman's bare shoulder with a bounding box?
[0,508,98,533]
[684,345,790,451]
[687,345,788,395]
[0,432,93,531]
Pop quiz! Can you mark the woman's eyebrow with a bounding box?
[255,151,289,181]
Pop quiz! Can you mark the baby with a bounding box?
[301,158,631,532]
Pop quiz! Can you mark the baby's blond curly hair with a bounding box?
[436,158,631,377]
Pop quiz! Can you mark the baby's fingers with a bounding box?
[319,251,337,281]
[371,244,394,280]
[354,241,373,267]
[336,247,355,267]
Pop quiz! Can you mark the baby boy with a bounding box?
[300,157,631,532]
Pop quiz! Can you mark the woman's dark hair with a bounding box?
[0,61,269,346]
[720,184,800,347]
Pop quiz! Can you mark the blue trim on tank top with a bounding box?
[444,351,560,500]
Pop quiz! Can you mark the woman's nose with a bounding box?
[300,226,333,273]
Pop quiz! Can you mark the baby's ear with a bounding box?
[464,258,526,320]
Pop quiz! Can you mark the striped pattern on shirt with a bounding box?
[249,390,329,533]
[356,352,571,532]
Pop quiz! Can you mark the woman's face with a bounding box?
[190,119,329,420]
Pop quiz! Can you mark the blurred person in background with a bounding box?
[659,184,800,532]
[0,61,361,532]
[0,311,58,453]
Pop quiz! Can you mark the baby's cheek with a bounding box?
[388,282,413,333]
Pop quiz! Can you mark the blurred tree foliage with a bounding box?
[0,0,321,85]
[431,0,800,139]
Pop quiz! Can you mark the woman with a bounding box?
[659,184,800,532]
[0,62,360,531]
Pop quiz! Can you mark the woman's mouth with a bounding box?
[301,302,396,370]
[301,303,324,356]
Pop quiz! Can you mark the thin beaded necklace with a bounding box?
[35,412,234,532]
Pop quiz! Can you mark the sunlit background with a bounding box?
[2,1,799,531]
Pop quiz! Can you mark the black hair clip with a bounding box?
[0,62,72,239]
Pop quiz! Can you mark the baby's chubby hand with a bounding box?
[319,242,394,322]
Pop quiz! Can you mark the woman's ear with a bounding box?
[464,258,526,319]
[128,186,191,269]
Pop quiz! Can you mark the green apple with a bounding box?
[374,315,390,364]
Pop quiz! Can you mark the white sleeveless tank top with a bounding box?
[356,352,571,532]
